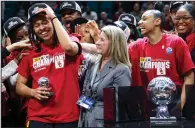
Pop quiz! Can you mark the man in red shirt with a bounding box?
[16,3,82,128]
[128,10,194,110]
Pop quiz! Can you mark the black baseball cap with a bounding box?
[60,1,82,14]
[3,17,25,36]
[154,2,165,12]
[28,3,53,22]
[105,20,130,39]
[170,1,186,13]
[118,13,137,27]
[70,17,88,33]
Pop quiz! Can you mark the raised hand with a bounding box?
[34,6,56,20]
[86,20,99,42]
[75,24,81,35]
[87,21,99,36]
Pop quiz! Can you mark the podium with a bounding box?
[103,85,189,127]
[103,86,148,126]
[183,84,195,120]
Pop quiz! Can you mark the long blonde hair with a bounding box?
[101,25,131,69]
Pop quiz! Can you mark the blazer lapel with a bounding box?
[93,59,115,84]
[90,61,100,86]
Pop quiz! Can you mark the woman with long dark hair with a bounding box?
[16,3,82,128]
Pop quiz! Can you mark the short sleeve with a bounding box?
[69,34,82,55]
[128,39,143,86]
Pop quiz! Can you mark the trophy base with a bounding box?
[150,117,177,127]
[48,92,54,97]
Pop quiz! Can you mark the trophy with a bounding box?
[38,77,53,97]
[147,76,177,126]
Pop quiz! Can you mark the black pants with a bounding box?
[27,120,78,128]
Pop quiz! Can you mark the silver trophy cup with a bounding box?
[147,76,177,126]
[38,77,53,97]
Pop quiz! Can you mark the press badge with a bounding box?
[77,95,95,110]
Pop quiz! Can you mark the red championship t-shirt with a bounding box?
[128,33,195,87]
[17,43,82,123]
[185,32,195,53]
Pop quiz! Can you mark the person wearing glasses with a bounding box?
[175,4,195,119]
[169,1,186,26]
[174,4,195,64]
[128,10,194,112]
[169,1,186,34]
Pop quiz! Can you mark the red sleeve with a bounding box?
[128,40,143,86]
[70,33,81,41]
[17,54,31,79]
[69,34,82,55]
[175,37,195,75]
[69,34,80,43]
[128,38,145,55]
[5,53,15,64]
[5,51,20,64]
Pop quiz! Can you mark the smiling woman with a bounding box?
[3,17,28,43]
[128,9,194,118]
[78,26,131,127]
[175,4,195,63]
[175,4,195,119]
[16,3,83,128]
[175,4,195,38]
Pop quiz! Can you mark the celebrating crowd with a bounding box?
[1,1,195,128]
